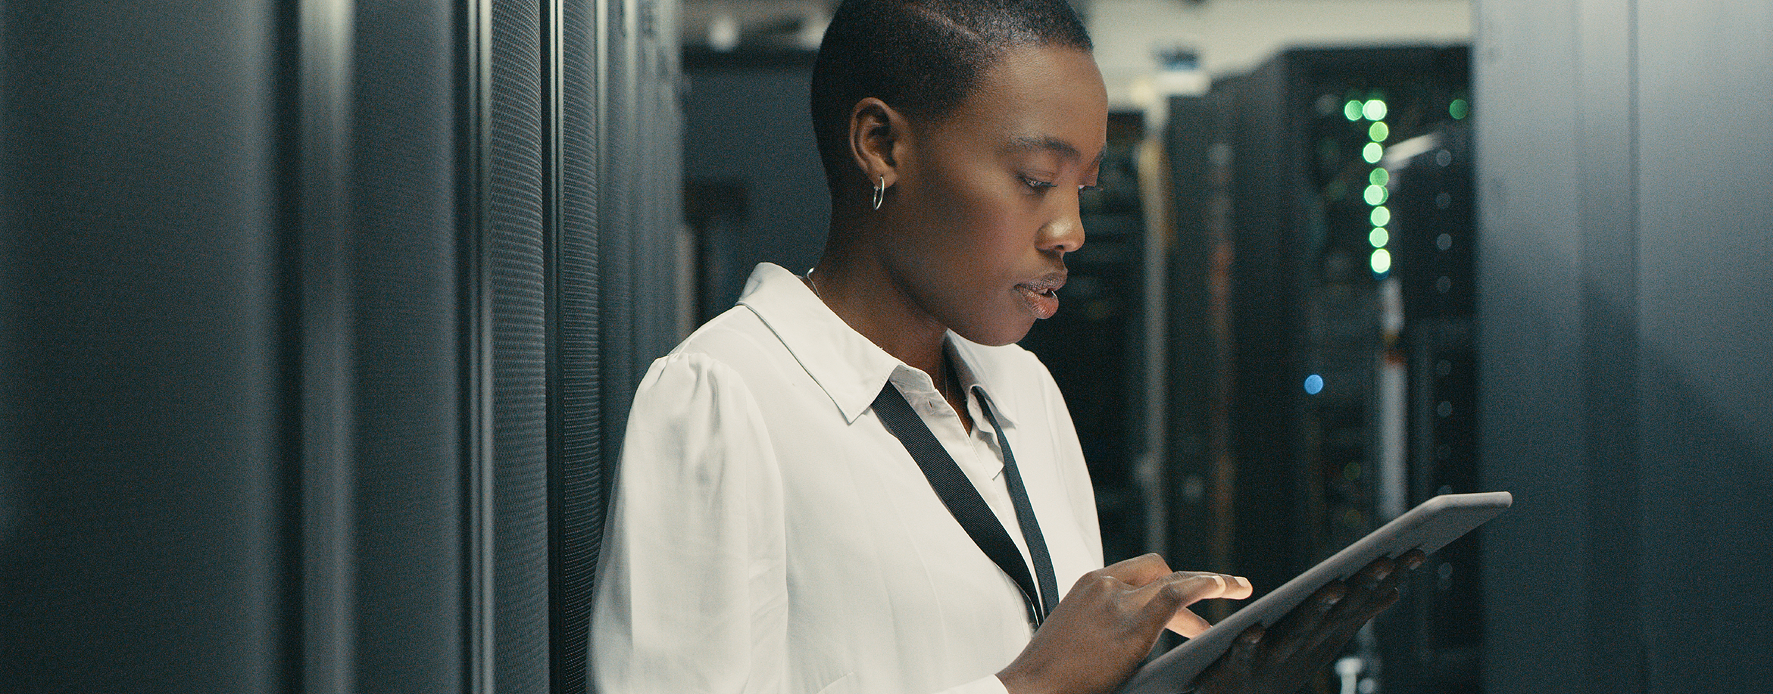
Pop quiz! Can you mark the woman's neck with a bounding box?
[809,231,976,433]
[806,253,948,380]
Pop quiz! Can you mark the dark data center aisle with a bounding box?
[4,1,1771,693]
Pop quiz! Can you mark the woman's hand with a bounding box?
[1192,550,1426,694]
[996,554,1252,694]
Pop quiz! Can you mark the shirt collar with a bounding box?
[737,263,1019,428]
[946,338,1019,428]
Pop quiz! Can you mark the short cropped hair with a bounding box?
[809,0,1093,194]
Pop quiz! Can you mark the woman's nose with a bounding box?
[1040,200,1086,256]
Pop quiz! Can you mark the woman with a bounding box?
[590,1,1417,692]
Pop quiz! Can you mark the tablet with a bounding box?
[1116,491,1513,694]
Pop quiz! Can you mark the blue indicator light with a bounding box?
[1304,374,1325,395]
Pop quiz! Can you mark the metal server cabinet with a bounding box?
[1382,118,1481,694]
[1165,46,1477,693]
[0,1,680,692]
[1164,86,1239,617]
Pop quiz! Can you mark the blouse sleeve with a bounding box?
[590,351,1019,694]
[591,352,790,693]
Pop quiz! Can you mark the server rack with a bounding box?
[1164,46,1477,693]
[1020,112,1156,564]
[1,1,681,691]
[1382,118,1480,694]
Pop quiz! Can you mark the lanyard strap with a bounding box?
[871,382,1061,628]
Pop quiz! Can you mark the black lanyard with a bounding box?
[871,381,1061,628]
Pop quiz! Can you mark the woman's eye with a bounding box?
[1021,176,1055,191]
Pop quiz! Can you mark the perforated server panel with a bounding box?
[0,1,680,692]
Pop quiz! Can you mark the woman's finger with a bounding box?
[1214,573,1255,600]
[1359,551,1421,620]
[1230,624,1264,669]
[1262,581,1345,664]
[1397,549,1427,572]
[1329,556,1395,617]
[1098,556,1254,602]
[1180,572,1253,601]
[1291,553,1418,660]
[1139,571,1252,606]
[1192,624,1264,694]
[1136,572,1252,637]
[1165,606,1213,638]
[1354,586,1403,623]
[1335,551,1418,621]
[1097,553,1175,587]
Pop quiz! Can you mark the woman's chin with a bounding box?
[952,315,1039,347]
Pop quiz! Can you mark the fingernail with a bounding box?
[1234,576,1251,589]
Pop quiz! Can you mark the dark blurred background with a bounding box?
[3,1,1768,693]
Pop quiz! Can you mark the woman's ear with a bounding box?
[847,97,904,189]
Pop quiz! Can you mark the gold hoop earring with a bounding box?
[871,175,886,211]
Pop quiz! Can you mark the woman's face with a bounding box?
[884,45,1108,347]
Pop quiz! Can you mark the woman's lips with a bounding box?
[1018,285,1059,319]
[1016,275,1065,320]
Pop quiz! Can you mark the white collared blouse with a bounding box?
[591,263,1103,694]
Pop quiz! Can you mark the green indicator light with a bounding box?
[1345,100,1363,121]
[1369,227,1390,248]
[1371,248,1393,274]
[1371,206,1391,226]
[1370,168,1390,186]
[1450,98,1470,120]
[1362,142,1384,163]
[1369,121,1390,142]
[1362,100,1388,121]
[1364,184,1389,205]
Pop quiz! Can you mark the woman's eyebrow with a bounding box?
[1005,135,1105,169]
